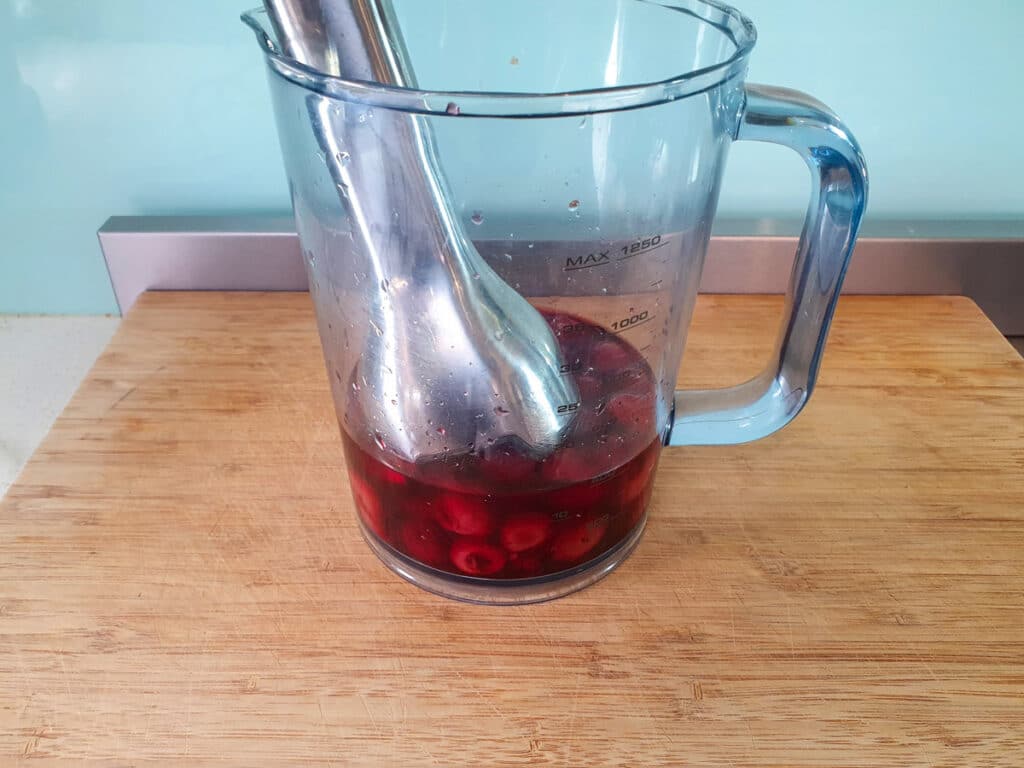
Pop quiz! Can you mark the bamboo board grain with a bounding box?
[2,293,1023,767]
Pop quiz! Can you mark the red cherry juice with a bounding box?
[342,309,660,580]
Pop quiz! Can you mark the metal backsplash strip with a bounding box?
[98,216,1024,334]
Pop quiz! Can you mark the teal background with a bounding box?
[1,0,1020,315]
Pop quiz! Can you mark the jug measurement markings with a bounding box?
[618,235,666,262]
[564,251,612,272]
[612,310,653,333]
[558,360,585,376]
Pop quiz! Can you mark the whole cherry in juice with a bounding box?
[342,310,660,579]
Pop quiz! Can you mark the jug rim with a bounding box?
[241,1,756,118]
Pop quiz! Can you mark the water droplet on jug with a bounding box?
[494,405,510,415]
[352,381,360,392]
[503,252,513,261]
[472,272,481,280]
[370,320,383,336]
[527,242,535,249]
[391,399,397,406]
[436,426,447,436]
[445,102,461,116]
[579,116,588,129]
[380,279,390,293]
[373,431,386,450]
[470,211,484,225]
[336,151,350,165]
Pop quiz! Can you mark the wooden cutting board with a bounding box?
[2,293,1023,766]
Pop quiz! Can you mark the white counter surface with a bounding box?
[0,315,120,497]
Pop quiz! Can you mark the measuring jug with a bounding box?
[242,0,867,604]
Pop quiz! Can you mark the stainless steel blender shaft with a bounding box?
[263,0,578,462]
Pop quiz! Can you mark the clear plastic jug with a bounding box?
[243,0,867,603]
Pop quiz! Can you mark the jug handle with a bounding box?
[666,84,868,447]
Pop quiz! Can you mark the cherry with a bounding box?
[540,446,594,485]
[450,538,507,576]
[590,339,634,370]
[370,461,408,487]
[348,472,387,539]
[542,447,617,509]
[608,392,654,432]
[478,446,538,487]
[399,518,449,569]
[435,492,497,536]
[574,371,604,401]
[550,516,609,564]
[507,550,545,578]
[620,445,660,502]
[547,477,612,512]
[621,492,648,530]
[499,511,553,553]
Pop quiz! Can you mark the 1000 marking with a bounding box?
[612,310,651,332]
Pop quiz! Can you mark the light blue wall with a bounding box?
[1,0,1020,314]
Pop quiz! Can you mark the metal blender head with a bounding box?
[262,0,579,462]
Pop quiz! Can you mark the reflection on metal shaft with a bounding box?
[264,0,577,461]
